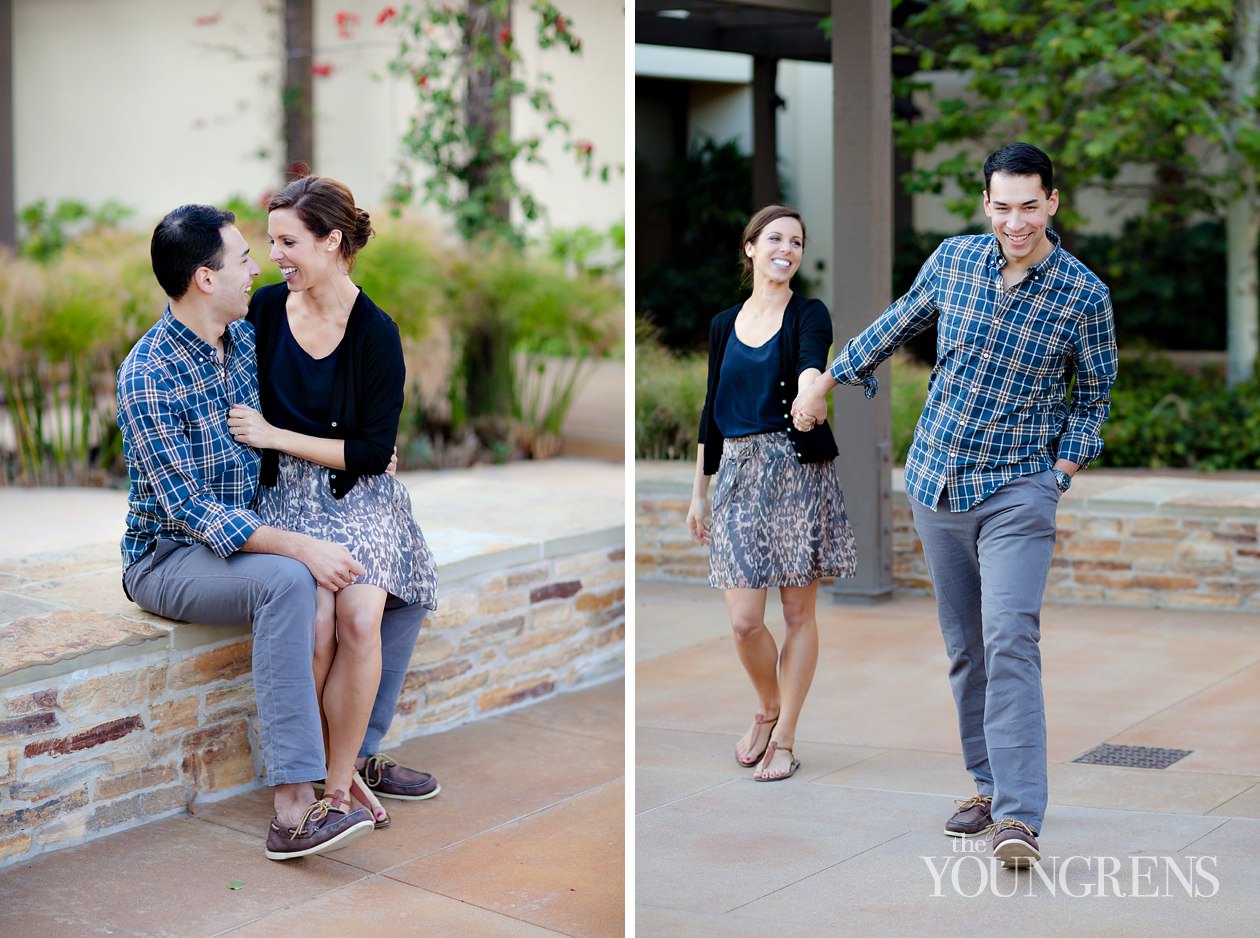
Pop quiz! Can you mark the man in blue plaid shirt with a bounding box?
[118,205,377,859]
[796,144,1118,867]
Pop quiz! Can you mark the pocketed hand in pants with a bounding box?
[910,472,1060,832]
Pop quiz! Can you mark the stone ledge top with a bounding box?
[635,460,1260,517]
[0,460,623,689]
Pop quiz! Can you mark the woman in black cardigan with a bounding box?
[685,205,858,781]
[227,176,436,829]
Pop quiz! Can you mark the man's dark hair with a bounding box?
[983,143,1054,196]
[150,204,237,300]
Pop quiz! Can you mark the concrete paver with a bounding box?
[636,579,1260,934]
[1,679,624,938]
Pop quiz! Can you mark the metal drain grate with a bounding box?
[1072,744,1193,769]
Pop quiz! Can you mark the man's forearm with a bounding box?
[239,525,364,592]
[240,525,307,560]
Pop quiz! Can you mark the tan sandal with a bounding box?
[753,741,800,782]
[736,712,779,767]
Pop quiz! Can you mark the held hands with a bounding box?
[685,495,710,545]
[790,380,829,431]
[227,404,276,449]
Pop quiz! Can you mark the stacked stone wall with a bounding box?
[0,544,624,869]
[640,477,1260,611]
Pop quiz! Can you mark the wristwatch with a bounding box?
[1053,469,1072,493]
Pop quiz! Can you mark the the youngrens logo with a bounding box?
[922,846,1220,898]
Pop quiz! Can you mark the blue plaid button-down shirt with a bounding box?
[117,308,263,568]
[829,231,1117,512]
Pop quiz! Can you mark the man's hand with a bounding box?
[293,535,366,592]
[791,379,829,424]
[227,404,277,449]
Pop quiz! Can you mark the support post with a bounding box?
[829,0,894,601]
[752,55,779,208]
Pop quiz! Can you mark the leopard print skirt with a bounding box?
[708,431,858,589]
[256,454,437,609]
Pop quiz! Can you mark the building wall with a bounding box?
[12,0,623,235]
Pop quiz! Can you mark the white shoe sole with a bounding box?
[265,817,374,860]
[944,822,994,838]
[374,782,441,801]
[993,837,1041,867]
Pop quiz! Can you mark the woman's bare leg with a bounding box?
[756,581,820,780]
[321,584,387,815]
[310,587,337,772]
[724,588,781,762]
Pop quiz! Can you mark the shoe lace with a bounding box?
[954,794,992,811]
[993,818,1036,837]
[363,753,397,788]
[290,798,332,839]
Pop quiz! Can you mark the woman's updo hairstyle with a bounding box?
[268,175,374,271]
[738,204,806,281]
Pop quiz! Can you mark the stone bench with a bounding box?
[0,462,624,869]
[636,461,1260,611]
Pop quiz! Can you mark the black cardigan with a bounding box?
[698,292,839,476]
[248,282,405,499]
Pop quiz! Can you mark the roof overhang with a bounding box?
[636,0,832,62]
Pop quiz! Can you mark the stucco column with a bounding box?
[829,0,893,601]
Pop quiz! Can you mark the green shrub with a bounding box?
[0,226,162,483]
[634,319,706,461]
[1099,355,1260,470]
[889,354,930,464]
[2,204,624,482]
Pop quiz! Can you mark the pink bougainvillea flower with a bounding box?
[498,25,512,45]
[377,6,398,25]
[194,14,221,27]
[311,62,335,77]
[575,140,594,156]
[335,10,361,38]
[284,161,312,178]
[416,73,429,87]
[555,15,567,33]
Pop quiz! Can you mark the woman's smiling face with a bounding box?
[746,216,804,284]
[267,207,340,291]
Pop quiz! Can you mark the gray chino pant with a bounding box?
[362,601,427,758]
[910,471,1060,831]
[125,540,326,786]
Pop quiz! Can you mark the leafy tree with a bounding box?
[352,1,612,246]
[894,0,1260,384]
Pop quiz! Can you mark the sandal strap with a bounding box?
[755,741,797,777]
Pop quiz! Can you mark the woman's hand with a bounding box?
[227,404,277,449]
[791,380,829,426]
[686,495,710,545]
[790,409,817,432]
